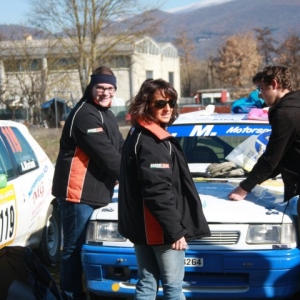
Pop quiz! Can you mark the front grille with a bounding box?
[189,231,240,245]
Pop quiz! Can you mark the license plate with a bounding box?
[184,257,203,267]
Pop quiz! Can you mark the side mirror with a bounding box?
[0,173,8,189]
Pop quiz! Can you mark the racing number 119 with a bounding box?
[0,205,15,243]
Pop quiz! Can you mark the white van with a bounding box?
[195,88,231,105]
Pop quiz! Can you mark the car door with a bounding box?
[0,125,42,248]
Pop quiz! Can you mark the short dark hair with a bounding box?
[129,78,178,127]
[252,65,293,90]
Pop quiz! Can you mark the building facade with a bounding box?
[0,35,180,123]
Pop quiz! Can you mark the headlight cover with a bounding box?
[86,221,126,244]
[246,224,296,244]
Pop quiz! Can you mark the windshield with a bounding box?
[168,123,271,177]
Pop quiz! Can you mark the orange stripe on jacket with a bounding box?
[66,147,89,202]
[143,203,164,245]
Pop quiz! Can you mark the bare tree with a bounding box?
[254,27,277,66]
[215,32,262,98]
[173,31,197,97]
[275,33,300,89]
[28,0,161,93]
[0,36,72,123]
[0,33,6,101]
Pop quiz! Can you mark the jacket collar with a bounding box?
[137,119,171,140]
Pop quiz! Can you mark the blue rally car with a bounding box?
[81,111,300,300]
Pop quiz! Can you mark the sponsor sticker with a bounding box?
[87,128,103,133]
[150,163,170,169]
[168,124,271,137]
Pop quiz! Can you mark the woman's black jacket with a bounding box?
[118,121,211,245]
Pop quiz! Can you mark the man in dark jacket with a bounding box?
[118,79,210,300]
[229,65,300,202]
[52,66,124,300]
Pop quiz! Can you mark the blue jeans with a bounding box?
[58,198,95,300]
[134,244,186,300]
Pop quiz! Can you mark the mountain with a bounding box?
[145,0,300,59]
[1,0,300,60]
[0,24,46,40]
[166,0,236,14]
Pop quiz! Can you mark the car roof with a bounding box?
[173,112,269,125]
[0,120,25,128]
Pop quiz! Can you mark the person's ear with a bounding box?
[271,79,278,90]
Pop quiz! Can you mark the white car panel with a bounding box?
[0,121,60,265]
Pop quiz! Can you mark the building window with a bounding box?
[136,40,160,55]
[4,59,41,72]
[162,46,178,58]
[146,70,153,79]
[101,56,131,68]
[169,72,174,85]
[48,58,77,71]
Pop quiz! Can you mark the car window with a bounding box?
[0,127,39,175]
[170,123,271,164]
[176,136,245,163]
[0,137,15,180]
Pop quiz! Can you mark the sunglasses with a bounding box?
[153,99,177,109]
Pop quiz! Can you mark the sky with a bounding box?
[0,0,232,25]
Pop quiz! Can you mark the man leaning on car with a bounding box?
[229,65,300,205]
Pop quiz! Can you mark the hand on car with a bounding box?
[172,236,187,250]
[228,186,248,201]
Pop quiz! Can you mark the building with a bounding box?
[0,35,180,123]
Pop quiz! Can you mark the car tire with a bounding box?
[36,203,61,266]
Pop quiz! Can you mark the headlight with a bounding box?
[246,224,296,244]
[86,221,126,244]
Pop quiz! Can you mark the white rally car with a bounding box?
[0,120,60,265]
[82,111,300,300]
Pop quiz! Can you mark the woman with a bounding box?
[52,65,124,300]
[118,78,210,300]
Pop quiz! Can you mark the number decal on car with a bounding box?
[184,257,203,267]
[0,185,17,247]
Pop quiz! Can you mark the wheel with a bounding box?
[36,203,61,266]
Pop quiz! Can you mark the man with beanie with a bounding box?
[52,66,124,300]
[228,66,300,202]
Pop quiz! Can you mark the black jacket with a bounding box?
[52,98,124,206]
[240,90,300,200]
[118,121,210,245]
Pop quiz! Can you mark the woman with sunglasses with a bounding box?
[118,78,210,300]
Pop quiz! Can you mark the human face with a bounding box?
[92,83,115,107]
[256,80,280,107]
[150,90,175,125]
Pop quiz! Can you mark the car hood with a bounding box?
[194,180,294,223]
[90,180,297,224]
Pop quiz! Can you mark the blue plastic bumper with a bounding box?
[81,244,300,299]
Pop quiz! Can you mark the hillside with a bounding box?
[1,0,300,60]
[146,0,300,59]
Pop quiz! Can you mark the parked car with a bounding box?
[0,120,60,265]
[82,111,300,299]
